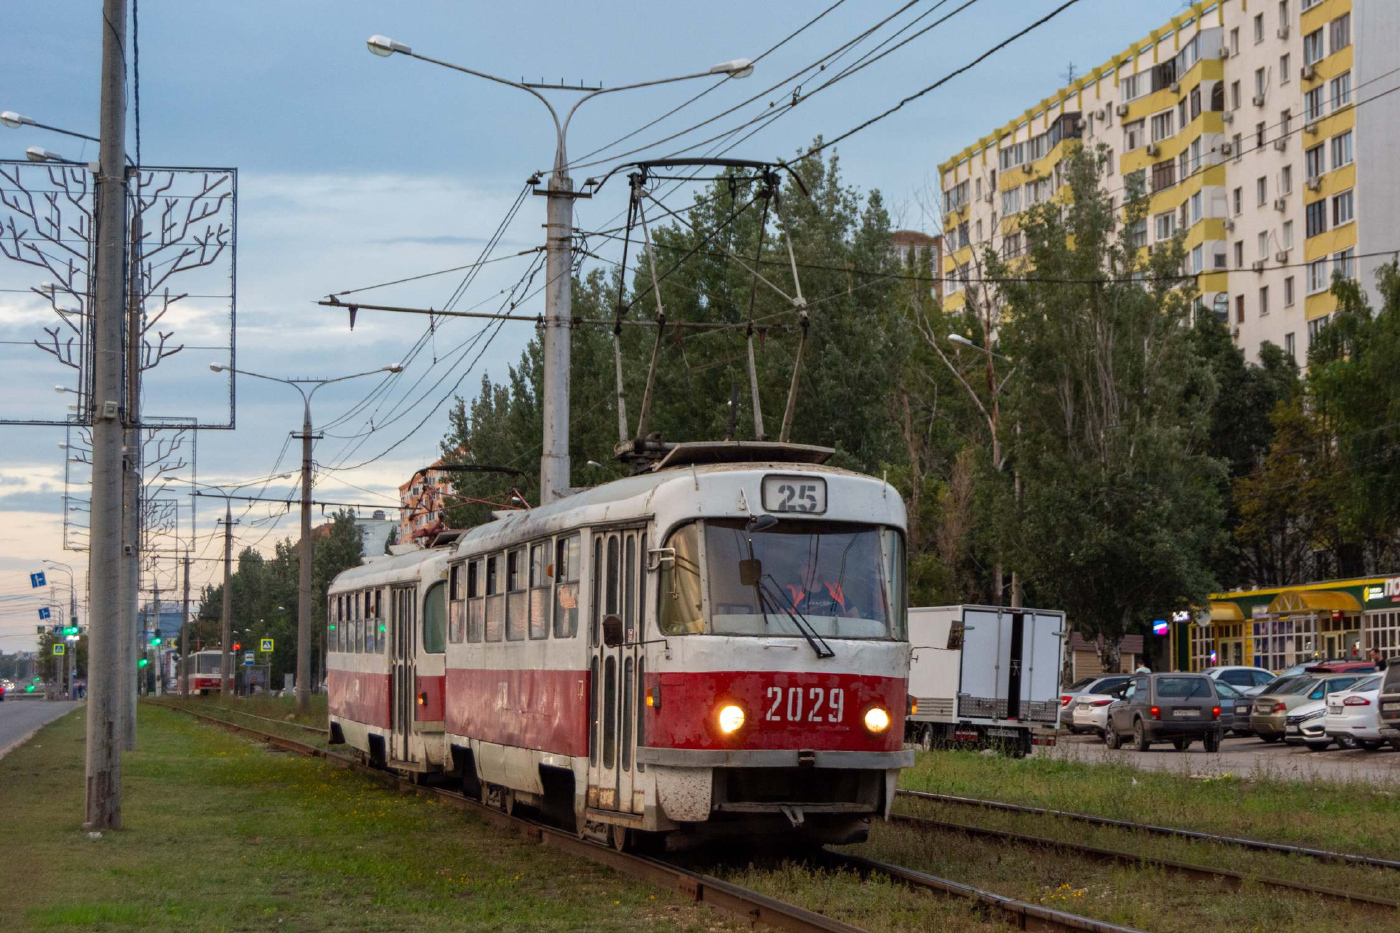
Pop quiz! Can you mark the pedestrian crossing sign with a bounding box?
[260,638,274,653]
[52,643,65,656]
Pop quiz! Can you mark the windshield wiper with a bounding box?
[761,574,835,659]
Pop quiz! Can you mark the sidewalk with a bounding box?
[0,703,727,932]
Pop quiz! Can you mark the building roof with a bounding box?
[890,229,940,248]
[1069,633,1144,655]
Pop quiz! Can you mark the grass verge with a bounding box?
[1,703,730,932]
[898,748,1400,856]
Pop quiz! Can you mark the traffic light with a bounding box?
[137,658,149,668]
[232,641,241,652]
[149,636,161,647]
[62,625,80,636]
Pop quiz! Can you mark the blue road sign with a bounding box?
[30,571,46,588]
[38,607,51,620]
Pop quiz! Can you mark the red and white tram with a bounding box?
[180,649,224,695]
[327,444,911,847]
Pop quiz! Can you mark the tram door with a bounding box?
[390,584,417,763]
[588,528,645,815]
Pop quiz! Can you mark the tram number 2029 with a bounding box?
[765,685,845,723]
[761,475,827,513]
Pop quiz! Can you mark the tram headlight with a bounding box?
[863,705,891,735]
[717,703,746,734]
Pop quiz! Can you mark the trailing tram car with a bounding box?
[450,443,910,848]
[180,649,225,695]
[326,544,455,772]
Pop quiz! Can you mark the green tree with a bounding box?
[989,144,1226,670]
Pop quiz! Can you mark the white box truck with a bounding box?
[905,605,1066,756]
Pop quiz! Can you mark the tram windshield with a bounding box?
[659,519,905,640]
[196,653,221,674]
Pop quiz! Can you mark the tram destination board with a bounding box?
[761,475,827,514]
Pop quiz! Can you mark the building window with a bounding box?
[1283,220,1294,250]
[1234,240,1244,268]
[1191,245,1204,273]
[1254,13,1265,43]
[1258,231,1269,259]
[1256,177,1268,206]
[1230,80,1241,110]
[1236,294,1245,323]
[1330,72,1352,109]
[1151,160,1176,192]
[1279,54,1291,84]
[1308,315,1329,345]
[1306,199,1328,237]
[1232,187,1242,215]
[1122,72,1143,101]
[1147,109,1171,142]
[1129,218,1148,250]
[1279,0,1289,24]
[1001,186,1021,215]
[1330,13,1350,54]
[1284,332,1296,358]
[1331,131,1353,169]
[1190,86,1202,119]
[1230,26,1239,56]
[1308,258,1329,293]
[1254,68,1267,99]
[1233,133,1243,162]
[1305,144,1325,179]
[1303,29,1323,66]
[1154,211,1176,241]
[1332,189,1354,226]
[1281,165,1293,195]
[1125,120,1144,151]
[1256,121,1267,149]
[1333,248,1355,280]
[1284,276,1296,306]
[1260,286,1270,315]
[1190,191,1202,224]
[1301,0,1321,9]
[1304,86,1324,122]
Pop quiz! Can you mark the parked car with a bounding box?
[1069,684,1125,740]
[1213,680,1253,735]
[1060,675,1133,732]
[1375,664,1400,751]
[1323,674,1386,751]
[1106,673,1224,752]
[1251,674,1366,742]
[1202,666,1276,696]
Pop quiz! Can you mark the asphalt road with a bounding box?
[1045,731,1400,784]
[0,700,83,760]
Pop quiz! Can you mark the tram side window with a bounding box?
[374,589,385,653]
[365,591,377,653]
[528,542,550,639]
[332,596,341,653]
[466,560,484,643]
[350,592,361,654]
[554,533,580,639]
[591,536,602,646]
[448,564,464,644]
[484,555,503,642]
[658,523,704,635]
[423,581,447,654]
[506,548,527,641]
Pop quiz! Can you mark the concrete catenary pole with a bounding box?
[180,551,190,699]
[120,203,143,748]
[220,500,234,694]
[83,0,128,830]
[295,402,313,712]
[539,160,573,505]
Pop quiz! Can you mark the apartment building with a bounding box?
[398,459,455,543]
[938,0,1400,363]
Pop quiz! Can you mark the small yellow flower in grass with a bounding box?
[614,900,620,906]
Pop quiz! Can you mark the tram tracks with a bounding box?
[896,790,1400,874]
[161,703,1148,933]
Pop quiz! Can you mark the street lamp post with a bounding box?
[365,37,753,504]
[209,363,401,714]
[43,560,78,698]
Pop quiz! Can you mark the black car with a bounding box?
[1106,673,1224,752]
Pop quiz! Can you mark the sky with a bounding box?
[0,0,1188,651]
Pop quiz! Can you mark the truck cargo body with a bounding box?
[905,605,1065,756]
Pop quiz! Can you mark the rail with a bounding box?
[890,812,1400,912]
[897,790,1400,873]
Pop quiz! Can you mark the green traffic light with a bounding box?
[137,658,149,668]
[149,637,161,647]
[25,685,34,693]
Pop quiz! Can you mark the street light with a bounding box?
[207,362,401,713]
[949,332,1013,363]
[2,110,99,142]
[365,36,752,505]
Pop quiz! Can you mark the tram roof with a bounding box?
[329,544,452,592]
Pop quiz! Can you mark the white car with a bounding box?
[1069,687,1124,740]
[1285,698,1332,749]
[1202,666,1276,696]
[1324,674,1387,750]
[1061,675,1133,734]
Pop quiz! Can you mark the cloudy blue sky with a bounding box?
[0,0,1185,649]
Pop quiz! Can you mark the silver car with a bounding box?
[1202,666,1276,696]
